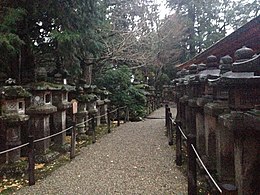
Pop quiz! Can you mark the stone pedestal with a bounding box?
[204,101,229,170]
[196,97,211,156]
[101,99,110,124]
[96,99,104,126]
[230,111,260,195]
[179,95,188,131]
[52,91,71,146]
[188,99,198,135]
[52,111,66,144]
[217,113,235,183]
[237,110,260,195]
[87,100,98,134]
[29,114,52,154]
[75,102,88,138]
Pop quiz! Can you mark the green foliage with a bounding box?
[166,0,259,62]
[95,66,147,120]
[0,8,26,32]
[0,7,26,72]
[155,73,170,92]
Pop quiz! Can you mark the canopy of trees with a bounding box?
[0,0,258,85]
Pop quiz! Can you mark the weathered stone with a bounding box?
[217,113,235,183]
[218,47,260,194]
[26,69,58,155]
[0,84,30,164]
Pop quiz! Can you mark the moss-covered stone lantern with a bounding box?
[94,87,105,126]
[26,67,57,155]
[0,80,31,163]
[75,87,89,139]
[96,87,111,124]
[84,85,98,116]
[49,64,74,148]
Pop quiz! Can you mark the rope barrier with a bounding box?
[169,116,176,125]
[0,143,29,155]
[0,106,128,155]
[95,113,108,119]
[110,108,118,114]
[76,118,92,127]
[177,125,188,140]
[191,144,222,193]
[34,126,73,143]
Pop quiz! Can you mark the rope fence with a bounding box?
[0,143,29,155]
[0,106,129,186]
[34,126,73,143]
[164,105,237,195]
[191,144,222,193]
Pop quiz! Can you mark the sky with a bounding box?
[155,0,258,19]
[154,0,173,19]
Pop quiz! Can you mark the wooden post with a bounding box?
[91,115,96,143]
[175,122,182,166]
[28,135,35,186]
[117,108,120,126]
[107,109,111,133]
[124,107,127,123]
[221,184,238,195]
[166,107,170,136]
[187,134,197,195]
[168,112,173,145]
[165,104,169,126]
[126,107,129,122]
[70,115,76,159]
[70,99,78,159]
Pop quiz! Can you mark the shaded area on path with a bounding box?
[15,107,187,195]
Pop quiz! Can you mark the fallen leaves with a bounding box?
[0,176,28,193]
[35,163,45,169]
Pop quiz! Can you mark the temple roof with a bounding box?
[176,15,260,69]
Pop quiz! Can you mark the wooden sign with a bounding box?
[71,99,78,114]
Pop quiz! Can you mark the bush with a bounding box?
[95,66,147,120]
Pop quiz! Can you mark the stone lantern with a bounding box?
[86,87,98,136]
[185,64,199,136]
[178,69,190,132]
[147,86,156,112]
[94,87,105,126]
[219,46,260,194]
[174,69,187,128]
[196,56,220,162]
[49,65,73,148]
[205,55,234,183]
[26,67,57,155]
[84,85,98,117]
[75,87,89,139]
[0,81,31,163]
[98,87,111,124]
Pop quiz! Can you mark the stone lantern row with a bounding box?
[0,67,111,164]
[173,46,260,195]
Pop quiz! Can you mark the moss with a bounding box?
[0,86,31,99]
[27,81,75,91]
[76,93,98,102]
[0,160,28,176]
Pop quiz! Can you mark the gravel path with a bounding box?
[15,107,187,195]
